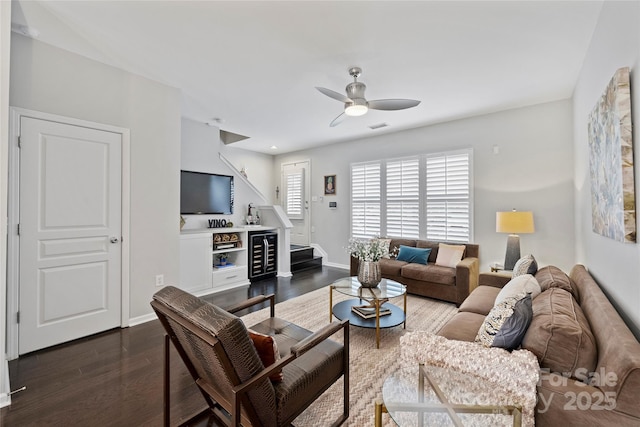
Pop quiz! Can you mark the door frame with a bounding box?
[6,107,131,360]
[281,159,311,246]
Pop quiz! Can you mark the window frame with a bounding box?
[349,148,474,242]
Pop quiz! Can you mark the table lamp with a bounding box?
[496,210,535,271]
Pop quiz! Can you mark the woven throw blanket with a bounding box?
[400,332,539,427]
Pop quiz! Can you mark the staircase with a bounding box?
[290,245,322,273]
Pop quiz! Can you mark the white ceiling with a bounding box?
[11,1,603,154]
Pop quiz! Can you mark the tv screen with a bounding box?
[180,171,234,214]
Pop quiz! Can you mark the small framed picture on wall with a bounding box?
[324,175,336,195]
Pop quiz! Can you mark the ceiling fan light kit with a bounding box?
[345,100,368,117]
[316,66,421,126]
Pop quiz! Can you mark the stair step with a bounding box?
[290,246,315,264]
[291,256,323,273]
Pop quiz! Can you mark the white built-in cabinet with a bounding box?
[179,227,274,296]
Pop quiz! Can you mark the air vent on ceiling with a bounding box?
[220,130,250,145]
[369,123,389,130]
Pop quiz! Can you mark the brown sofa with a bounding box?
[438,264,640,426]
[350,238,479,305]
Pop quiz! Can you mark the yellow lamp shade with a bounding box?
[496,211,535,234]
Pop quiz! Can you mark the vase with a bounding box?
[358,261,381,287]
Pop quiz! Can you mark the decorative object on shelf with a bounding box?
[180,215,186,230]
[208,218,227,228]
[246,202,260,225]
[226,221,234,227]
[324,174,336,195]
[216,252,229,266]
[213,233,242,250]
[496,210,535,271]
[588,66,636,243]
[358,261,382,288]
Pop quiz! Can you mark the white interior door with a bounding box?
[18,117,122,354]
[282,161,310,246]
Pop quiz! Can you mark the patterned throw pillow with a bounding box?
[512,254,538,277]
[476,292,532,350]
[435,243,466,268]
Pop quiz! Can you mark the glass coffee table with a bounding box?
[375,363,523,427]
[329,277,407,349]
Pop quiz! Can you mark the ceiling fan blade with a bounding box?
[316,87,352,103]
[368,99,421,111]
[330,112,346,127]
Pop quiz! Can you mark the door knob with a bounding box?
[110,237,119,243]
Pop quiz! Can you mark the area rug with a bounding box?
[240,286,458,426]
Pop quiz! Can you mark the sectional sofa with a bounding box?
[350,238,479,305]
[437,264,640,426]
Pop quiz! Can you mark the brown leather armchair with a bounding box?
[151,286,349,426]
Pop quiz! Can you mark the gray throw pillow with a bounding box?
[492,293,533,350]
[512,254,538,277]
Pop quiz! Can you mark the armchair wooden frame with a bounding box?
[151,293,349,427]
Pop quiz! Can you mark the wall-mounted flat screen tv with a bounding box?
[180,170,234,214]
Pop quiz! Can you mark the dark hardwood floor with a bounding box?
[0,266,347,426]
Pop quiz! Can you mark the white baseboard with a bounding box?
[0,360,11,408]
[128,312,157,327]
[324,262,349,270]
[278,271,293,278]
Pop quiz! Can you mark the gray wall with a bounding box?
[275,99,575,273]
[573,1,640,337]
[10,34,181,320]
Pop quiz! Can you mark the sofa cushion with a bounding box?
[401,263,456,285]
[476,292,529,349]
[535,265,579,301]
[521,288,597,380]
[512,254,538,277]
[396,245,431,264]
[435,243,466,268]
[389,239,417,257]
[494,274,541,306]
[379,258,407,276]
[459,285,501,315]
[437,311,486,342]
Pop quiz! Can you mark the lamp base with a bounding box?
[504,234,521,271]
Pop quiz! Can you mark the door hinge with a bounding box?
[17,136,21,148]
[16,311,20,324]
[17,224,20,235]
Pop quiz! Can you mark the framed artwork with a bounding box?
[588,67,636,243]
[324,175,336,195]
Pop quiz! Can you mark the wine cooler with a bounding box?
[249,230,278,281]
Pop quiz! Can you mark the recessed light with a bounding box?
[270,145,278,150]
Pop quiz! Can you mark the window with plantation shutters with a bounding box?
[284,168,304,220]
[350,149,472,242]
[386,158,420,238]
[425,151,471,242]
[351,162,381,238]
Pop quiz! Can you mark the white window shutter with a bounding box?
[351,162,381,238]
[285,169,304,219]
[386,158,420,238]
[425,152,470,242]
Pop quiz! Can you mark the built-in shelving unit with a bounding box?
[179,226,275,296]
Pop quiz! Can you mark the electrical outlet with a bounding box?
[155,274,164,287]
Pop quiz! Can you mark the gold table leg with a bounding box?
[329,285,334,323]
[375,399,387,427]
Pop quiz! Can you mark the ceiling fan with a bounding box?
[316,67,421,127]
